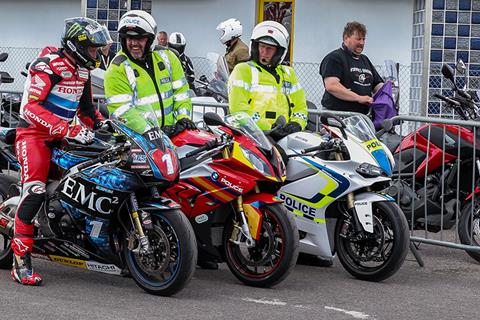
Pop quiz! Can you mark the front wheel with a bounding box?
[123,209,197,296]
[458,197,480,263]
[223,203,299,287]
[335,201,409,282]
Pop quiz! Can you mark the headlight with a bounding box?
[356,162,384,178]
[241,146,272,176]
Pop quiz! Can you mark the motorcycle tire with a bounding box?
[0,174,19,269]
[123,209,197,296]
[458,198,480,263]
[335,201,409,282]
[223,203,299,287]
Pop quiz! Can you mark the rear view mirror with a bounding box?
[203,112,225,126]
[456,59,467,74]
[0,71,14,84]
[320,113,346,129]
[274,115,287,128]
[441,64,455,83]
[0,53,8,62]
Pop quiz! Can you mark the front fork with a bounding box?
[230,195,255,248]
[336,150,365,233]
[128,193,151,254]
[224,146,256,247]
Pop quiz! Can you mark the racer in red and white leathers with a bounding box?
[11,17,111,286]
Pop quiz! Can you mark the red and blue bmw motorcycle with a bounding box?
[166,112,299,287]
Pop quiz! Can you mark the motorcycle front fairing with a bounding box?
[110,103,179,184]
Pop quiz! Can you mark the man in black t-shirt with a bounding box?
[320,21,383,114]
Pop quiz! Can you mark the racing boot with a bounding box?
[11,251,43,286]
[10,217,42,285]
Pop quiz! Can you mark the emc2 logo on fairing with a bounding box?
[61,177,118,215]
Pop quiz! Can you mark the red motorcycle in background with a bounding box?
[385,62,480,261]
[165,112,299,287]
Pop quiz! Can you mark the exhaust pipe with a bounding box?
[0,210,14,237]
[0,196,19,237]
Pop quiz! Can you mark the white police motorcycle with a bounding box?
[276,113,409,281]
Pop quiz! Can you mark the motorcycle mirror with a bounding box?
[204,112,225,126]
[456,59,467,75]
[0,53,8,62]
[382,119,394,132]
[275,115,287,127]
[0,71,14,84]
[441,63,456,85]
[199,75,208,82]
[319,113,346,129]
[320,113,347,139]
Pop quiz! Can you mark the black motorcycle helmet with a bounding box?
[61,17,111,70]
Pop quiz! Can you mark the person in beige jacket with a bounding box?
[216,18,249,72]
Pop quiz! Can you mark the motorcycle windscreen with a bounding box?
[343,115,392,176]
[206,52,229,98]
[225,112,273,151]
[111,103,179,182]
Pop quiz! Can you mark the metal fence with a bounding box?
[0,46,413,115]
[191,56,413,116]
[385,114,480,266]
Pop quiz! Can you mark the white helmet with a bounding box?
[216,18,243,45]
[118,10,157,55]
[250,20,289,66]
[168,32,186,54]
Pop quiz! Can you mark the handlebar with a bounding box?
[457,89,472,100]
[76,143,129,170]
[185,139,219,157]
[432,94,461,106]
[301,139,342,154]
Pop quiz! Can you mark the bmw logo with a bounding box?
[211,172,219,180]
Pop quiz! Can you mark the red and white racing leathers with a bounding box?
[13,46,104,257]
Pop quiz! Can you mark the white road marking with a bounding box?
[325,306,372,319]
[242,298,287,306]
[242,297,372,319]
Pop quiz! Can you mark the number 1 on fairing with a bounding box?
[162,154,174,175]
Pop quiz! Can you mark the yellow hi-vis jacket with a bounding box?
[228,60,308,130]
[104,49,192,129]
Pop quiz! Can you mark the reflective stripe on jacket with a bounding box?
[104,49,192,127]
[228,60,307,130]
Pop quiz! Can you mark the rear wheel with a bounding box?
[0,174,19,269]
[123,209,197,296]
[335,201,409,282]
[223,203,299,287]
[458,197,480,263]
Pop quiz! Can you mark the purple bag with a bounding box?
[371,81,397,130]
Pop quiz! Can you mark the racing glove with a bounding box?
[93,120,114,133]
[175,118,197,133]
[161,125,177,138]
[270,121,302,141]
[66,125,94,144]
